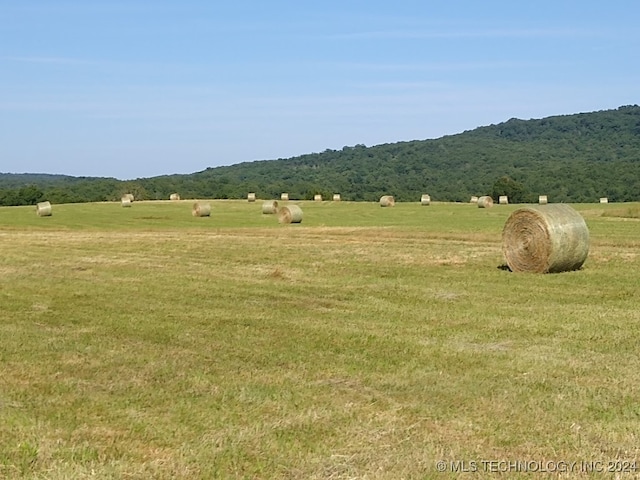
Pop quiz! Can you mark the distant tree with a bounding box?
[0,189,19,206]
[18,185,45,205]
[120,182,149,201]
[492,176,527,203]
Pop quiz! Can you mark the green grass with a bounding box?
[1,199,639,479]
[601,204,640,220]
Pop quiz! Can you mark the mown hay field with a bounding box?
[1,200,639,479]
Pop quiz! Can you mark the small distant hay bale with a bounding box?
[502,204,589,273]
[470,196,479,204]
[499,195,509,205]
[421,194,431,206]
[247,192,256,202]
[379,195,395,207]
[281,193,289,201]
[123,193,134,202]
[314,194,322,202]
[278,204,303,224]
[599,197,608,204]
[121,197,132,207]
[192,201,211,217]
[477,196,493,208]
[538,195,548,205]
[262,200,278,214]
[36,201,52,217]
[169,193,180,201]
[332,194,341,201]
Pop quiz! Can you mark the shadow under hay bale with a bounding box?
[192,201,211,217]
[477,196,493,208]
[278,204,303,224]
[262,200,278,214]
[36,201,52,217]
[380,195,395,207]
[502,204,589,273]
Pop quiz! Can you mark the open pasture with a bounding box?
[1,200,639,479]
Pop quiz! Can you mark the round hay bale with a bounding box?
[278,204,303,224]
[599,197,608,204]
[121,197,132,207]
[332,194,341,201]
[470,196,479,204]
[502,204,589,273]
[314,194,322,202]
[169,193,180,201]
[123,193,134,202]
[499,195,509,205]
[421,194,431,206]
[379,195,395,207]
[538,195,548,205]
[280,193,289,201]
[262,200,278,214]
[477,196,493,208]
[192,201,211,217]
[36,201,52,217]
[247,192,256,202]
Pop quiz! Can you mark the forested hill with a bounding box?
[2,105,639,205]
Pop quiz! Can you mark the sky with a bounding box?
[1,1,638,180]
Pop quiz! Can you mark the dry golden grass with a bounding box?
[1,201,639,478]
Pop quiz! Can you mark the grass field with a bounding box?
[1,199,639,479]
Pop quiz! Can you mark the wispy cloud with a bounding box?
[328,27,597,40]
[311,59,551,72]
[1,55,97,66]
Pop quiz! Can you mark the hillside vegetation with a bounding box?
[2,105,639,205]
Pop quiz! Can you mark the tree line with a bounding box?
[2,105,639,206]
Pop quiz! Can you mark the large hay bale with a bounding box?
[36,201,52,217]
[248,192,256,202]
[121,197,132,207]
[278,204,303,224]
[477,196,493,208]
[192,201,211,217]
[332,194,341,201]
[599,197,608,204]
[499,195,509,205]
[379,195,395,207]
[262,200,278,214]
[281,193,289,201]
[502,204,589,273]
[538,195,548,205]
[123,193,134,202]
[470,196,479,204]
[421,194,431,206]
[314,194,322,202]
[169,193,180,201]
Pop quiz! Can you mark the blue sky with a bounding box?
[1,1,638,180]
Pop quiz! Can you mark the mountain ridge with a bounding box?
[2,105,639,205]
